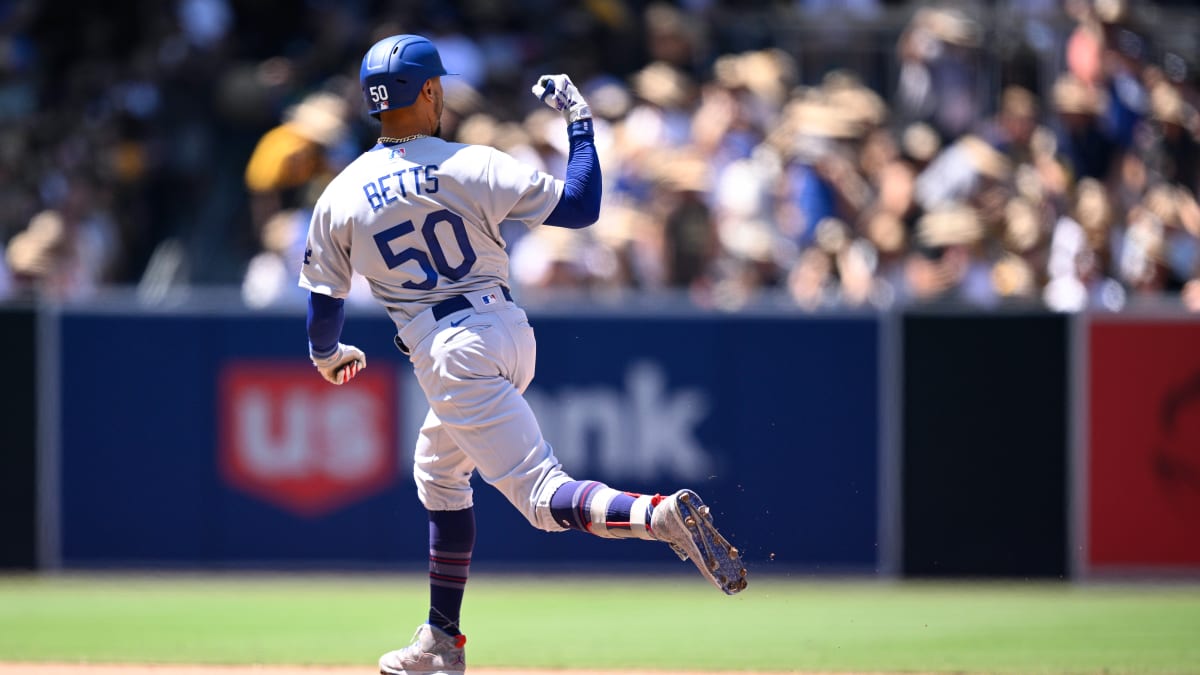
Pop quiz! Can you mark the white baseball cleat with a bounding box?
[651,489,748,595]
[378,623,466,675]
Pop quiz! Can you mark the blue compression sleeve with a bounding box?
[544,120,601,229]
[307,292,345,358]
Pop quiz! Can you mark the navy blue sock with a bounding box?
[428,507,474,636]
[548,480,657,540]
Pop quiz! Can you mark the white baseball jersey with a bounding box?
[299,137,564,326]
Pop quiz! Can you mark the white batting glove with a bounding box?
[532,74,592,124]
[311,343,366,385]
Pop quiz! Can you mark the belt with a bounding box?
[394,285,513,355]
[430,285,513,321]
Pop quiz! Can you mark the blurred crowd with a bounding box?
[5,0,1200,312]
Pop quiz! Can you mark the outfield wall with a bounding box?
[1080,316,1200,577]
[49,306,882,573]
[901,312,1069,578]
[11,298,1199,577]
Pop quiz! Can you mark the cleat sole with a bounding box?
[670,490,748,596]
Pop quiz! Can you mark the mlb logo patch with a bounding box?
[481,293,497,305]
[390,147,406,159]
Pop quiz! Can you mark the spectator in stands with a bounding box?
[894,7,984,141]
[1144,81,1200,194]
[5,191,119,302]
[980,86,1041,166]
[1053,73,1118,181]
[241,87,380,307]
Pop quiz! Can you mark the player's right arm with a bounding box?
[468,74,599,232]
[532,74,601,229]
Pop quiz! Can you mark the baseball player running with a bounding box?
[299,34,746,675]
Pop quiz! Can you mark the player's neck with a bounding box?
[379,109,434,140]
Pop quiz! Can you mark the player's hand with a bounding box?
[532,74,591,124]
[311,343,366,385]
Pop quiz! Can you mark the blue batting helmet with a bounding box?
[359,34,453,117]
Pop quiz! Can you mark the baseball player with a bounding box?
[299,34,746,675]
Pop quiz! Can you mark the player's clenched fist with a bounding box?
[532,74,591,124]
[311,343,366,385]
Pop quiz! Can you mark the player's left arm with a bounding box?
[535,74,601,229]
[307,291,365,385]
[298,192,365,385]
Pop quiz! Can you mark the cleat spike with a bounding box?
[737,579,748,591]
[679,492,692,504]
[707,557,719,571]
[698,505,710,517]
[684,516,696,527]
[739,568,748,578]
[728,547,740,559]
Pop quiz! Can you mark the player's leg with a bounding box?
[549,481,747,594]
[379,410,473,675]
[413,408,475,636]
[500,309,747,594]
[412,308,746,594]
[409,309,573,531]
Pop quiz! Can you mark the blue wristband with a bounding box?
[567,119,594,139]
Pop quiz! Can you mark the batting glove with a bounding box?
[532,74,592,124]
[311,342,366,385]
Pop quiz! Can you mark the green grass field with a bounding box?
[1,573,1198,674]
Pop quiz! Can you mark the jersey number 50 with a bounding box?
[373,209,477,290]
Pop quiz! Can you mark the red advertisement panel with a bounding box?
[219,362,397,517]
[1089,320,1200,570]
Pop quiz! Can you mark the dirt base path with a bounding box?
[0,666,868,675]
[0,665,831,675]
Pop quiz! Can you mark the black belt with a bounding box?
[394,286,513,354]
[430,285,513,321]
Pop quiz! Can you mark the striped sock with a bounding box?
[548,480,658,540]
[428,507,474,636]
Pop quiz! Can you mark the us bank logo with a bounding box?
[525,361,716,480]
[218,362,397,517]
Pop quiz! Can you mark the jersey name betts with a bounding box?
[300,138,564,325]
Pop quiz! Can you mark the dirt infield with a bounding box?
[0,666,819,675]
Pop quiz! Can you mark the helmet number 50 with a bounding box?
[369,85,389,103]
[373,209,477,290]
